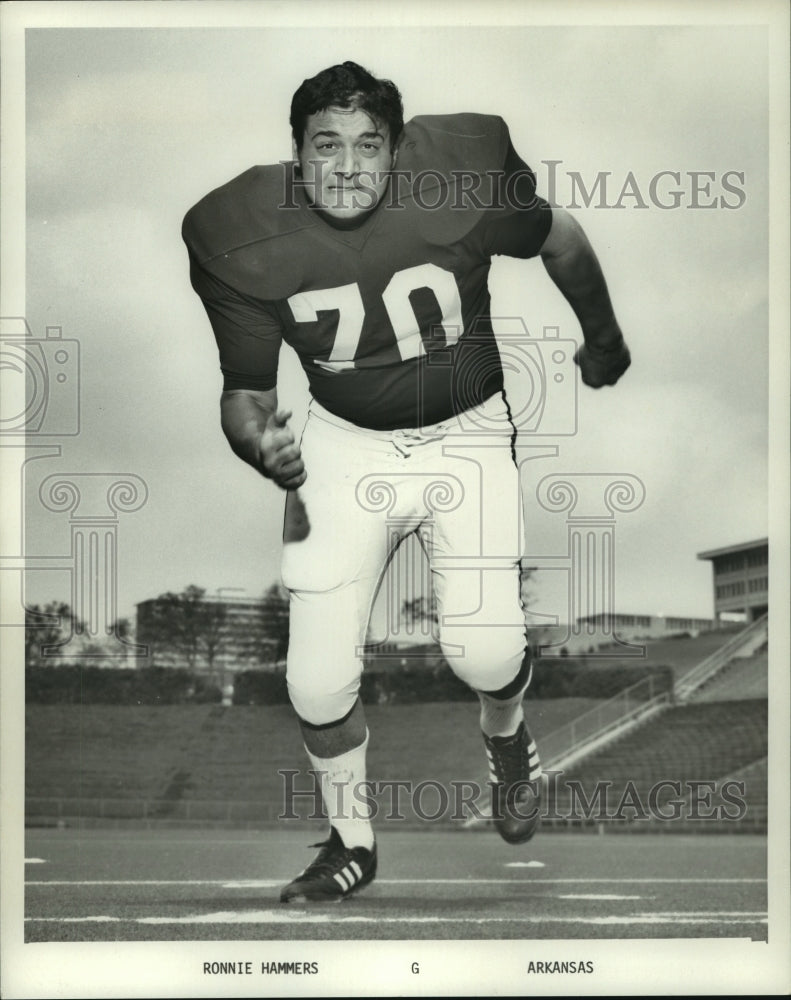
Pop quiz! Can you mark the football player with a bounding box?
[183,61,630,903]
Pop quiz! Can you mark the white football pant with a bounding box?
[281,392,528,725]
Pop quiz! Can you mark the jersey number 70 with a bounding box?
[287,263,463,372]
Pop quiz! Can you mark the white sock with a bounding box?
[478,691,525,738]
[305,730,375,850]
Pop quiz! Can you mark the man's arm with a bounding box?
[540,207,631,388]
[220,388,306,490]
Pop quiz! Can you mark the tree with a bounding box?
[401,595,438,638]
[235,584,290,669]
[112,617,132,641]
[25,602,83,666]
[139,586,227,681]
[259,583,290,664]
[194,596,228,684]
[80,617,135,660]
[520,563,537,610]
[401,563,537,639]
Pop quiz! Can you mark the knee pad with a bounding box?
[478,647,533,699]
[439,625,526,693]
[287,674,361,728]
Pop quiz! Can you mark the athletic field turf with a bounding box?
[24,827,766,943]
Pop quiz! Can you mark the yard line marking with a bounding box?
[27,879,254,887]
[25,877,765,888]
[558,894,644,900]
[506,861,545,868]
[26,911,768,927]
[24,858,47,864]
[27,916,121,923]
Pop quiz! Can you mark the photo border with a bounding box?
[1,1,789,997]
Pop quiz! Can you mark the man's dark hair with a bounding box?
[290,61,404,152]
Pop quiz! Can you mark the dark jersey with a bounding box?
[183,114,552,430]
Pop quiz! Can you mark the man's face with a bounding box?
[296,107,395,220]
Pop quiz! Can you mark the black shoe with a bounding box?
[483,721,542,844]
[280,827,377,904]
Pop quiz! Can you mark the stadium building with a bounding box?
[571,612,716,645]
[697,538,769,623]
[135,592,286,677]
[561,537,769,649]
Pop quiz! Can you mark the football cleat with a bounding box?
[483,721,542,844]
[280,827,377,904]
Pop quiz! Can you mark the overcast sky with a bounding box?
[18,17,772,628]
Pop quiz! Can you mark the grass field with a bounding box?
[24,827,768,942]
[16,691,781,996]
[13,825,777,997]
[26,699,600,808]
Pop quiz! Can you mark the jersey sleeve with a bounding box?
[188,254,283,392]
[480,132,553,259]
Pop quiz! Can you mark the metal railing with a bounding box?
[25,797,286,823]
[674,613,768,702]
[539,615,769,768]
[539,672,672,769]
[26,795,767,832]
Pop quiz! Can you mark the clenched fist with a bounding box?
[260,409,306,490]
[574,338,631,388]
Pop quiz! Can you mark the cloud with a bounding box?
[19,24,773,621]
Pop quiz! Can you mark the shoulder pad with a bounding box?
[397,114,509,178]
[395,114,513,243]
[182,164,312,297]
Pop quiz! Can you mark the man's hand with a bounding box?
[540,208,631,389]
[574,339,631,388]
[259,410,307,490]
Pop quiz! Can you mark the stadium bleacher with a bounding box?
[25,698,600,823]
[691,651,768,701]
[547,699,768,827]
[25,625,769,832]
